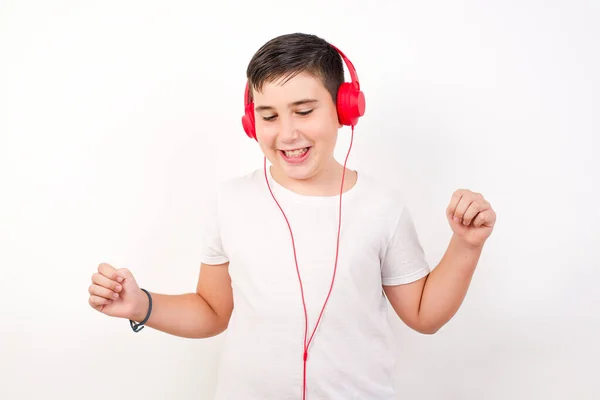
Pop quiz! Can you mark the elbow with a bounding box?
[192,320,228,339]
[417,326,440,335]
[205,313,231,338]
[398,314,443,335]
[414,320,443,335]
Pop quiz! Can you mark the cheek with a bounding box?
[305,117,337,140]
[257,136,280,159]
[256,122,283,144]
[308,127,338,149]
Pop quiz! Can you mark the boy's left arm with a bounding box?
[383,189,496,334]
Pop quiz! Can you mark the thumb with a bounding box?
[115,268,139,290]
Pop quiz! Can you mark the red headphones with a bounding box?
[241,44,366,139]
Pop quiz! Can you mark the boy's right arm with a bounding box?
[88,262,233,339]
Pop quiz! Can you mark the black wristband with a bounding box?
[129,288,152,332]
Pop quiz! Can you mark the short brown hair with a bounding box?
[246,33,344,104]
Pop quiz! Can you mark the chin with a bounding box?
[274,147,319,180]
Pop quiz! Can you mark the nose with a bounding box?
[277,115,299,143]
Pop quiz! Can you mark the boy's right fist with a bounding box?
[88,263,148,321]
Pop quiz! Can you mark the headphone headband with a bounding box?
[328,44,361,91]
[244,44,360,105]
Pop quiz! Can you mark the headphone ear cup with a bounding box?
[336,82,366,126]
[242,102,256,140]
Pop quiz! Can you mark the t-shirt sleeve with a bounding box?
[199,189,229,265]
[381,206,430,286]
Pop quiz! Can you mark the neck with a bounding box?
[269,160,357,197]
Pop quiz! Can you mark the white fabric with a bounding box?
[200,166,430,400]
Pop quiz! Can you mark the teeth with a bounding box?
[283,147,308,157]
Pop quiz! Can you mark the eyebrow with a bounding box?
[254,99,319,112]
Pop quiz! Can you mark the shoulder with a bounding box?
[354,171,409,214]
[213,168,266,204]
[350,172,422,250]
[222,167,264,188]
[202,168,265,225]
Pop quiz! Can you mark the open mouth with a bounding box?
[279,147,311,163]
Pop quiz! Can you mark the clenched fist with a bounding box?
[446,189,496,248]
[88,263,148,321]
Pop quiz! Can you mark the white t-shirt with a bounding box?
[200,166,430,400]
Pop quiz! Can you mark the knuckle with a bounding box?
[117,268,130,279]
[98,262,116,276]
[89,284,103,296]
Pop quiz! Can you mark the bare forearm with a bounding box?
[418,235,482,332]
[131,292,227,339]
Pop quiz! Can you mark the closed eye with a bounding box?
[261,109,313,121]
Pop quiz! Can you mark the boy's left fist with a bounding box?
[446,189,496,248]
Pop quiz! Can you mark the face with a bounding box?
[252,72,341,187]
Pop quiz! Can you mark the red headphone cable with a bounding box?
[263,126,355,400]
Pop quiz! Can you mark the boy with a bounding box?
[88,33,496,399]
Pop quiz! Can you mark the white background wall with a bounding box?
[1,0,599,399]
